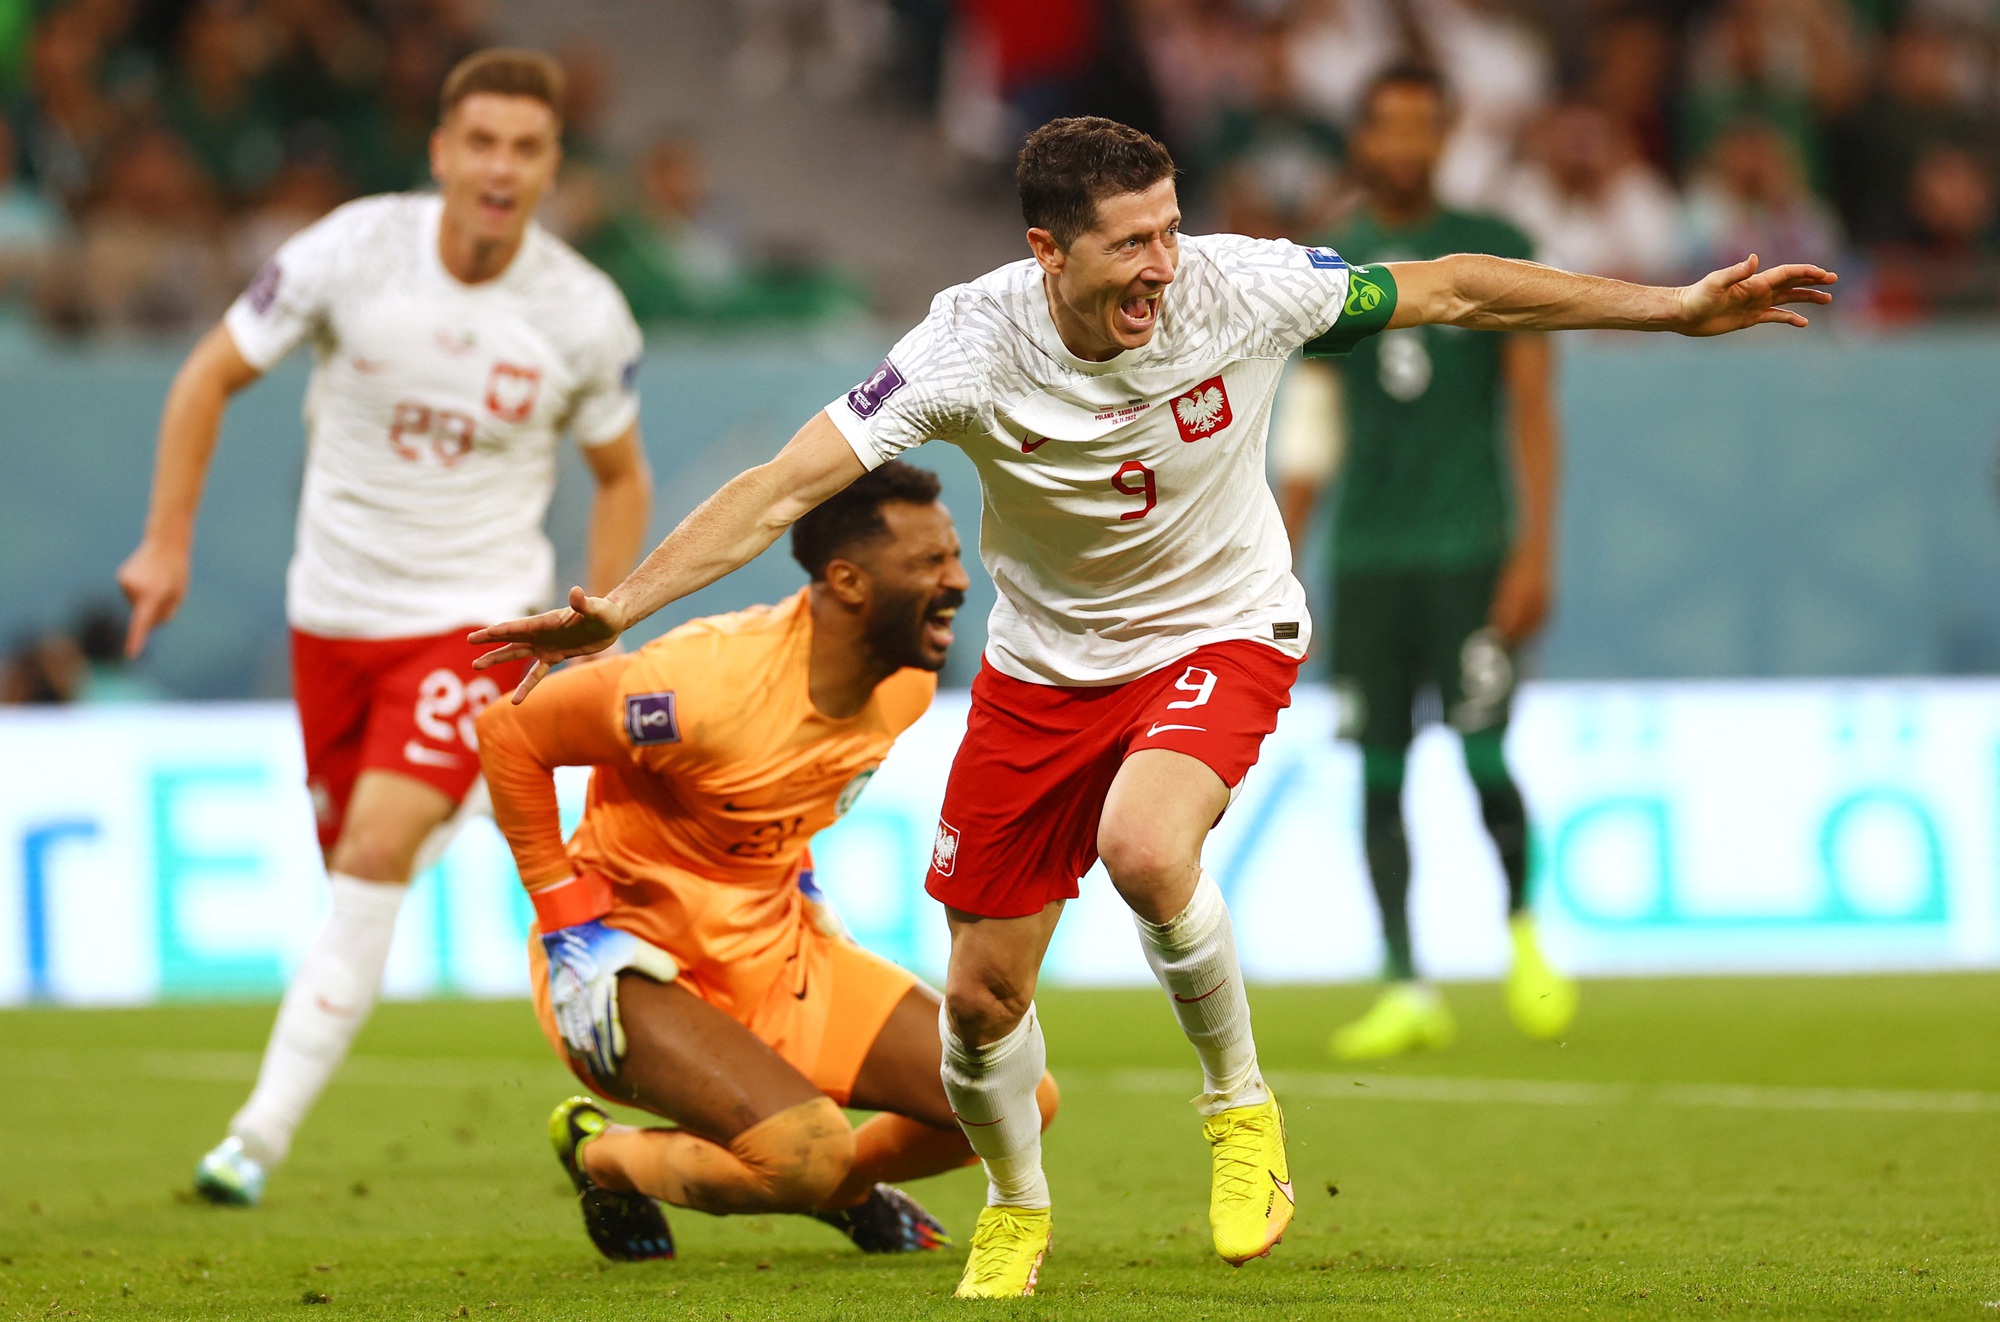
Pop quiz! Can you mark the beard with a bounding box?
[863,584,964,673]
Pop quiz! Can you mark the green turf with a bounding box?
[3,976,1997,1318]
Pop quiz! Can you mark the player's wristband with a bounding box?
[528,873,615,931]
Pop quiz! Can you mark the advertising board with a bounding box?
[2,681,1992,1005]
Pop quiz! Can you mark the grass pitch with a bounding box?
[2,975,1997,1319]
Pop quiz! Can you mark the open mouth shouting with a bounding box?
[923,600,958,653]
[1115,289,1162,339]
[476,188,519,225]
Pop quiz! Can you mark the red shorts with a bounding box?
[925,640,1301,919]
[290,628,530,847]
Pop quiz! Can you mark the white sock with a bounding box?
[229,874,408,1167]
[1133,870,1269,1116]
[939,1002,1051,1209]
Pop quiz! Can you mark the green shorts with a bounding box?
[1329,562,1516,748]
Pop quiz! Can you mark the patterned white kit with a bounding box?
[824,234,1359,687]
[225,193,643,639]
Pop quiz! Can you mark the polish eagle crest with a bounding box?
[1169,376,1232,442]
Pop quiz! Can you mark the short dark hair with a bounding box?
[440,48,565,121]
[1359,64,1449,125]
[1017,117,1176,248]
[791,460,944,581]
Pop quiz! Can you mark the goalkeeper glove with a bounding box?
[796,855,854,943]
[530,875,678,1081]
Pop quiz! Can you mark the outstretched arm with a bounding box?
[1386,253,1836,337]
[115,324,264,658]
[472,410,866,700]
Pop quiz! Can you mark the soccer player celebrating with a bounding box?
[469,117,1834,1296]
[115,50,652,1206]
[476,462,1058,1259]
[1275,66,1577,1059]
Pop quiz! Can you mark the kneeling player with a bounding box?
[477,462,1057,1259]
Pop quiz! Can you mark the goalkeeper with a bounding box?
[1277,66,1578,1059]
[477,461,1057,1260]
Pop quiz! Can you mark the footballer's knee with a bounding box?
[1097,824,1198,922]
[942,974,1033,1046]
[732,1097,853,1212]
[325,830,420,885]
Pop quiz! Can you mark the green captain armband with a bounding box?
[1303,264,1398,357]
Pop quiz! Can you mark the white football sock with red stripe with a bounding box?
[1135,870,1269,1116]
[940,1002,1051,1209]
[229,874,408,1167]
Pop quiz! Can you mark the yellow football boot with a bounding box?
[1505,913,1579,1040]
[952,1205,1052,1298]
[1330,982,1455,1061]
[1203,1094,1294,1266]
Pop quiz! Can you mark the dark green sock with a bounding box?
[1361,746,1413,981]
[1463,729,1530,915]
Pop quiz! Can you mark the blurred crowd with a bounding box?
[927,0,2000,320]
[5,0,1998,339]
[0,0,864,340]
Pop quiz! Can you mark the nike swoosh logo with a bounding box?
[793,974,809,1001]
[1022,435,1050,453]
[951,1112,1008,1127]
[1173,979,1227,1004]
[1272,1171,1295,1205]
[1145,723,1206,737]
[402,740,459,768]
[314,995,360,1017]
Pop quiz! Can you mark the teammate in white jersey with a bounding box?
[114,50,653,1207]
[470,117,1835,1296]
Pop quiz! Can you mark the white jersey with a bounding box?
[223,193,642,640]
[826,233,1380,686]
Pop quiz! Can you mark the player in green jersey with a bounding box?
[1278,66,1577,1059]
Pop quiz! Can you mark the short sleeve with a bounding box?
[222,207,352,370]
[1199,234,1358,358]
[823,294,985,470]
[565,290,643,446]
[1302,263,1399,358]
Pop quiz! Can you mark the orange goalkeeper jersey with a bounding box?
[477,589,936,974]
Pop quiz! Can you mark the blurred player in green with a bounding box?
[1277,66,1578,1059]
